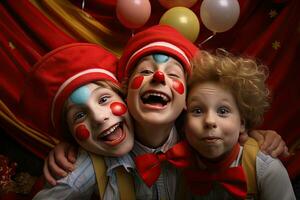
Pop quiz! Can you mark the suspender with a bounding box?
[90,138,258,199]
[89,152,135,200]
[89,153,108,199]
[242,137,259,197]
[116,167,136,200]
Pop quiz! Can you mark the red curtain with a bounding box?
[0,0,299,178]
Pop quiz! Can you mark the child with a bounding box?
[44,25,288,199]
[19,43,135,199]
[183,50,295,199]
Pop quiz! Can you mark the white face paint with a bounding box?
[185,82,245,160]
[127,55,187,127]
[65,83,134,157]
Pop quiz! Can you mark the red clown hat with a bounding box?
[19,43,118,139]
[117,25,199,81]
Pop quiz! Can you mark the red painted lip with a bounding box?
[103,129,126,146]
[97,122,126,146]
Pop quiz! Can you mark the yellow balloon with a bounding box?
[159,7,200,42]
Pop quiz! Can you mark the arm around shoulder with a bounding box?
[34,149,96,200]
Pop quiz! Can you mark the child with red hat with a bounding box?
[44,25,288,199]
[116,24,288,199]
[19,43,135,199]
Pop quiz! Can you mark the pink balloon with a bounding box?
[159,0,198,9]
[116,0,151,29]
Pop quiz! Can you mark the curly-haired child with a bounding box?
[183,50,295,199]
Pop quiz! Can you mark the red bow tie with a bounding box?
[184,166,247,199]
[134,141,194,187]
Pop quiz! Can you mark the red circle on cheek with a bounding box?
[172,80,185,95]
[110,102,127,116]
[75,125,90,141]
[130,76,144,89]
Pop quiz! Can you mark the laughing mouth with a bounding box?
[141,91,170,107]
[97,122,124,143]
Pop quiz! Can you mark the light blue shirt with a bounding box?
[33,126,180,200]
[33,149,134,200]
[131,126,180,200]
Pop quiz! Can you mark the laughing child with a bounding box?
[19,43,135,199]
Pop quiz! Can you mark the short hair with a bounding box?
[188,50,270,130]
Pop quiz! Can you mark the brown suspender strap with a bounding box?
[89,153,108,200]
[116,167,136,200]
[242,137,259,196]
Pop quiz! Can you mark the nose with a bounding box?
[90,107,109,125]
[204,111,217,129]
[152,70,165,84]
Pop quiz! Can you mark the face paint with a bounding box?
[153,71,165,83]
[110,102,127,116]
[152,54,169,63]
[130,75,144,89]
[172,80,185,95]
[75,124,90,141]
[69,86,91,104]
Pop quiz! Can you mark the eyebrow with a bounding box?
[137,56,152,64]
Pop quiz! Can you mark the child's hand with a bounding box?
[43,142,78,186]
[249,130,289,158]
[238,131,249,146]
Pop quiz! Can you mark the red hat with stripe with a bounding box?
[117,25,199,81]
[19,43,118,139]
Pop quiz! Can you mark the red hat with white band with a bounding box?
[117,25,199,81]
[19,43,118,139]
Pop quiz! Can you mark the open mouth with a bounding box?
[141,91,170,107]
[97,122,126,146]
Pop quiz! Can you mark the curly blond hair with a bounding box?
[188,50,270,130]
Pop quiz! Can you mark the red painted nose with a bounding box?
[153,71,165,83]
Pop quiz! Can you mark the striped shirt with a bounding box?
[33,126,180,200]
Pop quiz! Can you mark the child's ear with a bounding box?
[183,102,187,110]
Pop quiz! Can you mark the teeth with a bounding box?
[142,92,170,101]
[100,123,120,138]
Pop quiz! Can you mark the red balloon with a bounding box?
[159,0,198,9]
[116,0,151,29]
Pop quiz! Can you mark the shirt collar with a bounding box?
[132,125,179,155]
[104,153,135,176]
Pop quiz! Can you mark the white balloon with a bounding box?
[200,0,240,33]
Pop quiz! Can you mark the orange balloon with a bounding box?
[116,0,151,29]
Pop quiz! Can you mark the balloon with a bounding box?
[159,7,200,42]
[159,0,198,9]
[200,0,240,33]
[116,0,151,29]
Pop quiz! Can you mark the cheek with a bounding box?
[75,124,90,141]
[130,76,144,89]
[110,102,127,116]
[172,80,185,95]
[186,119,202,137]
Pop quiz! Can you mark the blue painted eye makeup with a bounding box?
[152,54,169,64]
[69,85,91,105]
